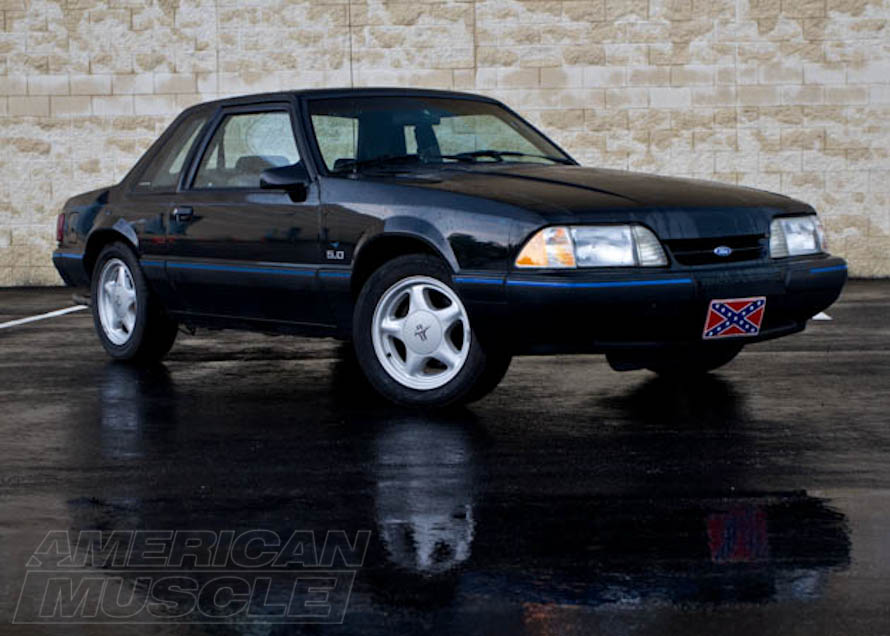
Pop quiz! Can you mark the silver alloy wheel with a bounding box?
[371,275,471,390]
[97,257,138,346]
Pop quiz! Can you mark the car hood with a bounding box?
[403,164,812,239]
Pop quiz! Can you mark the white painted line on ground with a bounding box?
[0,305,88,330]
[813,312,833,321]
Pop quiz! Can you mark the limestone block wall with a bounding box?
[1,0,888,284]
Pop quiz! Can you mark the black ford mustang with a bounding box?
[52,88,847,406]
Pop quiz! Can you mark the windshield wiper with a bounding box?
[443,150,575,165]
[332,154,422,174]
[332,150,575,174]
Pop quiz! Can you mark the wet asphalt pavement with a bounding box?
[1,282,889,635]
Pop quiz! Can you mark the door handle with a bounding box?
[171,206,194,222]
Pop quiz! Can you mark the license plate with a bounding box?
[702,297,766,339]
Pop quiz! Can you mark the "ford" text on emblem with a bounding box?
[714,245,733,257]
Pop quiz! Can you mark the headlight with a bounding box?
[770,215,826,258]
[515,225,668,268]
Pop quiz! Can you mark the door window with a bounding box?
[193,111,301,189]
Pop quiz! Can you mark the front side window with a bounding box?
[134,110,208,192]
[192,111,301,189]
[309,97,572,173]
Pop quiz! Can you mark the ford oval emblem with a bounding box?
[714,245,733,257]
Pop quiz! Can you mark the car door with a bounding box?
[165,102,329,326]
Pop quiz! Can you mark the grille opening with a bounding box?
[665,234,766,266]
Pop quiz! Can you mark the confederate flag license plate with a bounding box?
[702,297,766,339]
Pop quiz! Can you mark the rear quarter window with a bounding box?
[132,111,209,193]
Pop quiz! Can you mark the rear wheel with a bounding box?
[353,254,507,407]
[645,343,743,376]
[91,242,178,363]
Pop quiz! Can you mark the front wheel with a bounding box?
[353,254,507,407]
[645,343,743,376]
[91,242,178,363]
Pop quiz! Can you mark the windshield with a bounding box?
[307,96,574,173]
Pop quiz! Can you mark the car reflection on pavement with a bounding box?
[61,356,851,629]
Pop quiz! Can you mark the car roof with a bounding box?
[184,87,502,114]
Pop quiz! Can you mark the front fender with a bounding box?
[369,215,459,272]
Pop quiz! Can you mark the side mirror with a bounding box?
[260,163,310,201]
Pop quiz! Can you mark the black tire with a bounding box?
[352,254,506,407]
[645,343,743,376]
[464,349,512,404]
[90,242,178,363]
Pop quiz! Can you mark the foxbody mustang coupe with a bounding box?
[53,88,847,406]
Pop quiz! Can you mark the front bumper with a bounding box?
[456,256,847,354]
